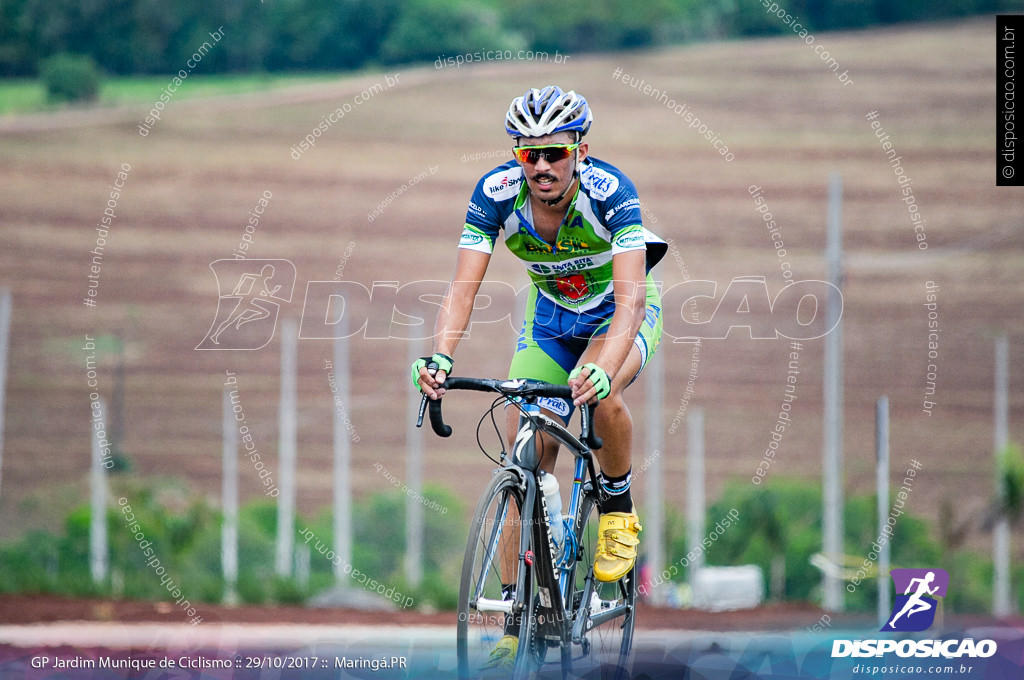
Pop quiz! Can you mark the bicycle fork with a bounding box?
[464,470,554,634]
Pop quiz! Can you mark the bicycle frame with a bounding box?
[421,377,633,676]
[515,410,633,642]
[510,404,599,606]
[437,381,599,632]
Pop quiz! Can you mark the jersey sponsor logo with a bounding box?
[529,256,595,275]
[468,201,488,217]
[526,236,592,253]
[556,236,591,252]
[484,169,524,200]
[604,197,641,220]
[580,165,619,199]
[613,229,645,249]
[459,227,486,246]
[555,274,590,301]
[536,396,571,417]
[565,214,586,230]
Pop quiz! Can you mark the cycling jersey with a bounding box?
[459,157,667,313]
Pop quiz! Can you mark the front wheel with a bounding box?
[457,469,534,679]
[569,493,636,680]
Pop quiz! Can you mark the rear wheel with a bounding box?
[457,469,534,678]
[570,492,636,680]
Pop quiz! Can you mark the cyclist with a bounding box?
[413,85,666,669]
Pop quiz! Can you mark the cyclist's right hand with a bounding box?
[411,353,454,400]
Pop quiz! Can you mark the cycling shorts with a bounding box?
[508,275,662,421]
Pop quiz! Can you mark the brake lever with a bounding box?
[416,361,439,429]
[416,393,429,428]
[581,401,603,450]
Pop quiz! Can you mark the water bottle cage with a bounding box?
[538,472,569,572]
[556,517,578,568]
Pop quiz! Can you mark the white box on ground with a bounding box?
[690,565,764,611]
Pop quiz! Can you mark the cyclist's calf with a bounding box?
[592,393,632,477]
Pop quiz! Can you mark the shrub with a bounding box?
[40,53,100,104]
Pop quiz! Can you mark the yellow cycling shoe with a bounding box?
[479,634,518,673]
[593,510,642,583]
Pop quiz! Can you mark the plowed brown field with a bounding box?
[0,17,1020,594]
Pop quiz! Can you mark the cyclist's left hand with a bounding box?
[412,353,454,399]
[569,362,610,405]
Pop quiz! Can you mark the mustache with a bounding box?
[531,172,558,183]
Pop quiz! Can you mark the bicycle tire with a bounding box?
[457,468,535,678]
[570,492,636,680]
[517,487,567,680]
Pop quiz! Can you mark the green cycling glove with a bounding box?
[411,353,454,390]
[569,363,611,400]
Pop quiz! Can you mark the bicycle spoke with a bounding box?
[473,495,510,602]
[568,494,636,680]
[458,470,528,679]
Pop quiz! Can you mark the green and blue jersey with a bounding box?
[460,157,667,313]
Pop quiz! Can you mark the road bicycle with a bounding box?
[418,376,635,679]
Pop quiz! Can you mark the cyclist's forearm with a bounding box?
[595,320,643,380]
[595,284,646,380]
[433,280,478,357]
[432,248,490,359]
[595,251,648,379]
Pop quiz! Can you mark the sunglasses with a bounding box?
[513,142,580,164]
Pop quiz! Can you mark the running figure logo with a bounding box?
[882,568,949,632]
[196,259,296,350]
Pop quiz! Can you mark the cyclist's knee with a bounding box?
[596,393,629,422]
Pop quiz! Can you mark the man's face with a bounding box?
[514,131,588,204]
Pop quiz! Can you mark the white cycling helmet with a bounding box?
[505,85,593,139]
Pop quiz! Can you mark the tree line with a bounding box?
[0,0,1003,77]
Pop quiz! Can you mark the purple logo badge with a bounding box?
[882,568,949,632]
